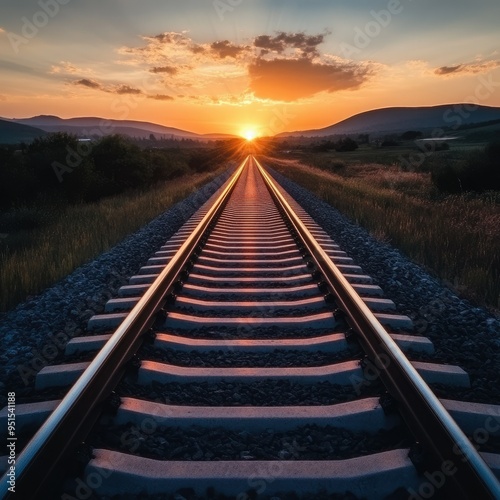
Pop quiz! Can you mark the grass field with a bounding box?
[0,169,225,312]
[266,152,499,310]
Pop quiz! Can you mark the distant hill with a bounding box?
[5,116,235,141]
[0,119,47,144]
[279,104,500,138]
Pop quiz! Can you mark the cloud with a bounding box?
[151,33,176,44]
[0,94,6,101]
[434,65,462,75]
[0,28,6,34]
[248,58,371,101]
[254,32,326,57]
[210,40,248,59]
[435,60,500,76]
[73,78,101,89]
[148,94,174,101]
[112,85,142,95]
[117,30,373,103]
[50,61,79,74]
[190,44,206,55]
[150,66,178,75]
[72,79,142,95]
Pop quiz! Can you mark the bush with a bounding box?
[0,154,38,208]
[400,131,422,141]
[0,133,227,210]
[381,140,399,148]
[92,135,153,194]
[335,138,358,152]
[188,150,219,172]
[431,141,500,193]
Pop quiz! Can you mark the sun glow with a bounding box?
[242,129,258,141]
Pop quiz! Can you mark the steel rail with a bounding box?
[0,157,249,500]
[255,156,500,499]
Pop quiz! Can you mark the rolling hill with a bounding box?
[0,119,47,144]
[6,116,235,141]
[279,104,500,138]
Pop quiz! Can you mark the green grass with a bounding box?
[0,169,225,312]
[266,155,500,310]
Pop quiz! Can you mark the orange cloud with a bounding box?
[50,61,79,74]
[111,31,374,104]
[248,58,371,101]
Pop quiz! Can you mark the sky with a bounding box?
[0,0,499,136]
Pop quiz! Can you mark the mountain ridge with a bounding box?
[5,116,236,141]
[279,104,500,138]
[3,104,500,144]
[0,119,47,144]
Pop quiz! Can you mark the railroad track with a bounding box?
[1,156,500,499]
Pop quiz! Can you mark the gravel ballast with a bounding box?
[1,160,499,412]
[89,422,411,461]
[118,380,381,407]
[140,347,358,368]
[267,165,500,404]
[0,169,232,403]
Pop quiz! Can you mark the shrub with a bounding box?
[92,135,153,194]
[381,140,399,147]
[431,141,500,193]
[401,131,423,141]
[335,138,358,152]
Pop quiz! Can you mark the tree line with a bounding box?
[0,133,223,209]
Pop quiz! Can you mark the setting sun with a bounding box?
[242,129,258,141]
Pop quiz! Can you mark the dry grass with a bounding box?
[0,170,224,311]
[266,156,500,310]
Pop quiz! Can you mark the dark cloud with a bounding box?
[143,32,203,55]
[434,65,463,75]
[152,33,176,44]
[72,79,143,95]
[113,85,142,95]
[73,78,101,89]
[210,40,248,59]
[248,58,371,101]
[434,60,500,76]
[148,94,174,101]
[190,44,206,55]
[254,32,325,57]
[150,66,178,75]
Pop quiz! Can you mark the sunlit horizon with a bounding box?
[241,129,259,141]
[1,1,499,135]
